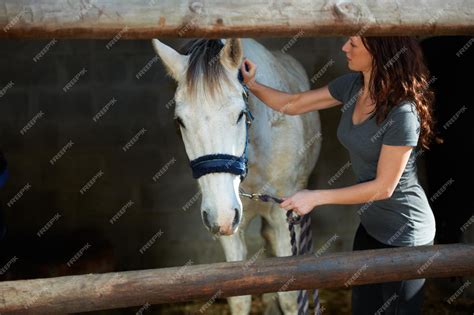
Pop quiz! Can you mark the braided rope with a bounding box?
[286,211,298,257]
[303,215,321,315]
[287,210,321,315]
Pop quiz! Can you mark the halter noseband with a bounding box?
[189,68,254,181]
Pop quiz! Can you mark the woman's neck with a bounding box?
[361,70,372,97]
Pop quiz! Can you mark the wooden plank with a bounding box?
[0,244,473,313]
[0,0,473,39]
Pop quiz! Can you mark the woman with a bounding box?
[240,36,440,314]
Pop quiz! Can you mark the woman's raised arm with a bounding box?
[241,58,342,115]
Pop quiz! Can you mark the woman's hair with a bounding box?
[360,37,442,149]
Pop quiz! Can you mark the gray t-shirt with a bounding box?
[328,72,435,246]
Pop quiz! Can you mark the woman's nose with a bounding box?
[342,41,350,52]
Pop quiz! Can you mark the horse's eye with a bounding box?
[174,116,186,129]
[236,110,245,124]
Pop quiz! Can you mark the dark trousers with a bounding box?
[352,224,432,315]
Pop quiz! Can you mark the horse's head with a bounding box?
[152,38,252,236]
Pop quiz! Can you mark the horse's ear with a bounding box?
[220,38,243,71]
[151,39,189,82]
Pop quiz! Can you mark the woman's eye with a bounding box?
[236,110,245,124]
[350,42,356,47]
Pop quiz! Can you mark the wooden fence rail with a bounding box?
[0,244,473,313]
[0,0,473,39]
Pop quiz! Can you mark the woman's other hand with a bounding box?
[279,189,322,216]
[241,58,257,87]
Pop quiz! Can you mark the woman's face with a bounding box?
[342,36,373,72]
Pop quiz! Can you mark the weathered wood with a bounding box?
[0,244,473,313]
[0,0,473,39]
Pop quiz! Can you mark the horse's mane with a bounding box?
[179,39,234,98]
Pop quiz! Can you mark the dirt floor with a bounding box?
[83,278,473,314]
[148,279,473,315]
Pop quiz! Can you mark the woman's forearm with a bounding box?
[316,180,391,206]
[248,80,299,114]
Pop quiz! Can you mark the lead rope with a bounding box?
[287,211,320,315]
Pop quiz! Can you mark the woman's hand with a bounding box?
[240,58,257,87]
[279,189,322,216]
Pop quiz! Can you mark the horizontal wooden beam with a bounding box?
[0,244,473,313]
[0,0,473,39]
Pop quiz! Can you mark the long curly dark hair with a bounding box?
[360,37,442,149]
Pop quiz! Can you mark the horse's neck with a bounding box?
[241,39,291,134]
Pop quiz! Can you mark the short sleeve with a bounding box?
[382,103,420,147]
[327,73,360,103]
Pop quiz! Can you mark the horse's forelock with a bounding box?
[180,39,234,99]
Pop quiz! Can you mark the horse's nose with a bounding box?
[202,210,220,234]
[202,208,241,235]
[232,207,240,229]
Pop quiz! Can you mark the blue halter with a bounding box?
[189,69,254,181]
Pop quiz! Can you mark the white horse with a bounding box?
[152,38,322,315]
